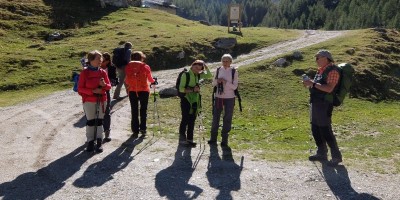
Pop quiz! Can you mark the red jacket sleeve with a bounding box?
[78,69,94,96]
[145,64,155,83]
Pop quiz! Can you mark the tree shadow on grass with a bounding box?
[0,145,89,200]
[322,164,380,200]
[42,0,120,29]
[155,145,203,199]
[206,145,243,200]
[73,135,141,188]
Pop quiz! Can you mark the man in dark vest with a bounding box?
[303,50,343,167]
[113,42,132,99]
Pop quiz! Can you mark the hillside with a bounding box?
[0,0,299,92]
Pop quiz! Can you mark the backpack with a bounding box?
[331,63,355,106]
[125,62,149,91]
[112,47,128,68]
[213,67,242,112]
[175,68,190,98]
[72,71,80,92]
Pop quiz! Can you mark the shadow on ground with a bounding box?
[155,145,203,199]
[0,145,89,200]
[206,145,243,200]
[73,135,142,188]
[322,164,380,199]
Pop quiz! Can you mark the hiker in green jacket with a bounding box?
[178,60,212,147]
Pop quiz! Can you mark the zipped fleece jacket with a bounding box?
[178,68,212,114]
[78,66,111,103]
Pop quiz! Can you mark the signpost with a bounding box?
[228,4,242,33]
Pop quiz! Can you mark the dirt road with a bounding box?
[1,30,398,200]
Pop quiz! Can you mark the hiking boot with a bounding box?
[86,141,95,152]
[95,139,103,153]
[207,140,217,145]
[308,154,328,161]
[140,130,147,138]
[132,132,139,138]
[103,130,111,143]
[327,158,342,167]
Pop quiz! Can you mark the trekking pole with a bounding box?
[308,103,314,155]
[151,78,160,137]
[94,93,101,151]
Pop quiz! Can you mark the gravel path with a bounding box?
[1,30,398,200]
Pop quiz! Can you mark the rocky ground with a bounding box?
[1,30,399,200]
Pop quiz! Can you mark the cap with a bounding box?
[191,59,205,66]
[315,50,334,62]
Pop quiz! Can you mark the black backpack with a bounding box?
[213,67,242,112]
[176,68,190,98]
[112,47,128,68]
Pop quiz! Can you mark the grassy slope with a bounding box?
[0,2,398,174]
[153,29,400,174]
[0,1,299,96]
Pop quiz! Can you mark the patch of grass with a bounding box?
[148,31,400,174]
[0,3,300,93]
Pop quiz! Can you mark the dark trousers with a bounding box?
[103,90,111,131]
[311,102,342,159]
[129,91,149,133]
[179,97,197,142]
[210,98,235,143]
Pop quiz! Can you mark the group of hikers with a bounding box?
[77,42,344,167]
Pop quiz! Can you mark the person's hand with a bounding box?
[152,77,158,85]
[99,78,106,87]
[93,88,103,94]
[193,85,200,93]
[303,79,313,88]
[217,78,226,84]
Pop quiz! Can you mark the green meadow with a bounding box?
[0,2,399,174]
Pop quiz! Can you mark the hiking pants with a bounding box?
[113,67,126,98]
[210,98,235,143]
[83,101,105,142]
[103,90,111,132]
[179,97,197,142]
[129,91,149,133]
[310,102,342,159]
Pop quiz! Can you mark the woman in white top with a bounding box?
[208,54,239,147]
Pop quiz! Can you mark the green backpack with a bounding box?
[326,63,355,106]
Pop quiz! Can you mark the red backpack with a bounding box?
[125,62,149,91]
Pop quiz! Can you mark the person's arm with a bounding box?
[315,70,339,93]
[145,64,155,83]
[101,70,112,91]
[125,49,131,64]
[200,66,212,79]
[77,70,93,96]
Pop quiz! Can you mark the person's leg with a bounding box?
[179,97,190,143]
[138,91,150,134]
[83,102,96,152]
[95,101,106,152]
[186,110,197,144]
[309,102,329,160]
[128,91,140,135]
[310,124,328,159]
[322,125,342,160]
[221,98,235,146]
[209,98,223,143]
[113,67,125,99]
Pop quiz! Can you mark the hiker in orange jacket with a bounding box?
[125,51,156,138]
[78,50,111,153]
